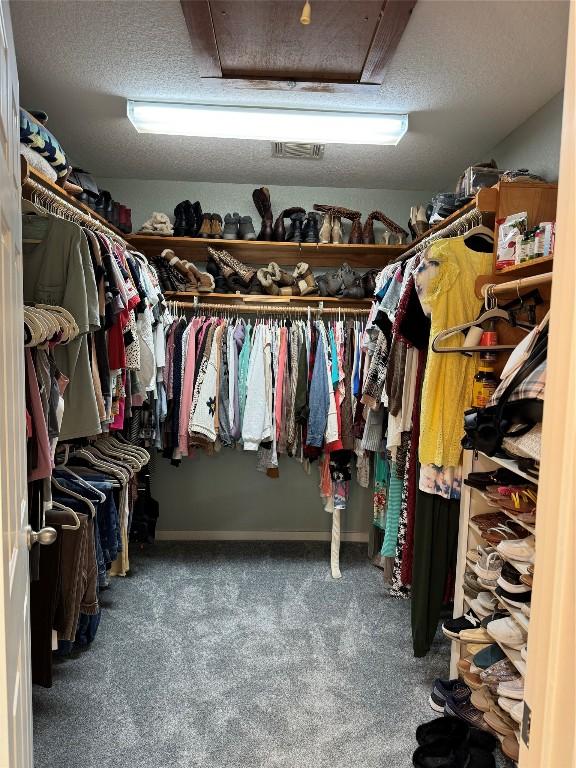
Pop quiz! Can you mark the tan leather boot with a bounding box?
[198,214,212,238]
[331,216,343,244]
[319,213,332,243]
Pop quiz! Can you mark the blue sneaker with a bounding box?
[429,678,471,713]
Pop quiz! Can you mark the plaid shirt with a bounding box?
[489,359,546,407]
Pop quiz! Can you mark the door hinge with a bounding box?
[522,702,531,747]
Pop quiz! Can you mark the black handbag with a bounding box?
[461,329,547,456]
[67,167,100,199]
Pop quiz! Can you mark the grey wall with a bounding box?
[151,450,373,535]
[486,91,564,182]
[96,177,435,236]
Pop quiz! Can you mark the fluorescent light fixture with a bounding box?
[126,101,408,146]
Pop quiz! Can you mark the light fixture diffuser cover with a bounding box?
[127,101,408,146]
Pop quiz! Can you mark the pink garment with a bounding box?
[275,327,288,442]
[26,349,53,481]
[111,372,126,431]
[178,319,201,455]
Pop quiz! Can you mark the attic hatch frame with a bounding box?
[180,0,417,94]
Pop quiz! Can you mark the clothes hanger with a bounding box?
[47,500,81,531]
[54,465,107,502]
[431,306,530,353]
[51,476,96,518]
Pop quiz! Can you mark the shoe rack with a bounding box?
[451,448,537,764]
[126,233,407,269]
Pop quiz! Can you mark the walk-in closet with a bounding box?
[0,1,574,767]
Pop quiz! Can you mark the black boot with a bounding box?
[173,201,190,237]
[285,211,305,242]
[189,200,203,236]
[302,212,320,243]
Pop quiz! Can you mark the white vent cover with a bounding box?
[272,142,325,160]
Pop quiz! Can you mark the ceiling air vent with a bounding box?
[272,142,325,160]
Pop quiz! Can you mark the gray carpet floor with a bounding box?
[32,542,504,768]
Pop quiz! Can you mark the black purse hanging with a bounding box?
[461,328,547,456]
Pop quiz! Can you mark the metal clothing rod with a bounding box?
[171,299,370,316]
[22,176,129,247]
[392,207,484,264]
[482,272,553,297]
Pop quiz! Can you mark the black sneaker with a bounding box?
[429,678,471,713]
[495,585,532,606]
[442,610,482,640]
[497,562,532,594]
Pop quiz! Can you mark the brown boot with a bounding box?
[160,249,196,290]
[252,187,274,241]
[257,267,280,295]
[272,207,306,242]
[198,213,213,238]
[363,213,375,244]
[348,215,363,244]
[182,260,215,293]
[367,210,409,239]
[210,214,223,238]
[293,262,318,295]
[207,246,255,286]
[267,262,294,287]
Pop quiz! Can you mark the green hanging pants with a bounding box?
[411,489,460,657]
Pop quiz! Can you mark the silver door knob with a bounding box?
[26,525,57,549]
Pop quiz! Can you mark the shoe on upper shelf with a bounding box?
[442,610,483,640]
[520,644,528,662]
[501,734,520,762]
[139,211,174,236]
[473,549,503,582]
[479,659,520,691]
[210,213,223,238]
[495,584,531,608]
[472,643,506,671]
[222,212,240,240]
[470,593,498,619]
[510,701,524,725]
[429,678,471,713]
[302,212,321,243]
[497,696,517,714]
[198,213,213,238]
[238,215,257,240]
[470,685,495,713]
[497,561,532,594]
[459,626,493,644]
[497,675,524,701]
[464,468,526,490]
[285,210,305,242]
[520,603,531,618]
[486,616,526,650]
[497,535,535,563]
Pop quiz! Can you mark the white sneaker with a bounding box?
[498,676,525,700]
[497,535,536,563]
[498,696,517,714]
[510,701,524,724]
[487,616,526,649]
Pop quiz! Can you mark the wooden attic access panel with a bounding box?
[180,0,417,87]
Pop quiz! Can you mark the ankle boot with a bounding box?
[319,212,332,243]
[302,212,320,243]
[362,213,375,244]
[331,216,343,244]
[273,207,305,242]
[188,201,202,236]
[173,201,189,237]
[182,260,215,293]
[415,205,429,235]
[348,215,363,244]
[257,267,280,295]
[239,216,257,241]
[210,214,223,238]
[198,213,213,238]
[286,211,305,242]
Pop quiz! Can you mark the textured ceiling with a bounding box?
[11,0,569,189]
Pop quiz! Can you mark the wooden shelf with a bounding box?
[126,234,406,268]
[21,158,125,238]
[163,290,371,307]
[476,451,538,485]
[495,255,554,275]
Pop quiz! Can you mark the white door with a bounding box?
[0,2,34,766]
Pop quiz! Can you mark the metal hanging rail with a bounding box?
[169,298,370,316]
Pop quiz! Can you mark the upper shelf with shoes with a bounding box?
[125,234,406,269]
